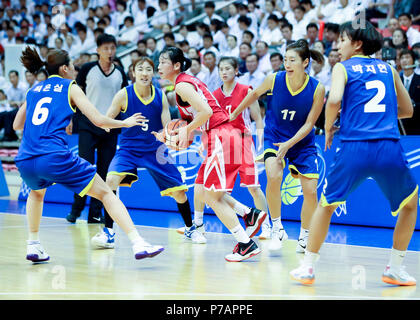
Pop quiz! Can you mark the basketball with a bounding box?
[281,173,302,205]
[164,119,194,150]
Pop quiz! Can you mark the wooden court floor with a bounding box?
[0,213,419,300]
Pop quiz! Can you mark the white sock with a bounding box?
[194,211,204,226]
[28,232,39,242]
[272,217,283,232]
[229,224,250,244]
[127,229,145,245]
[389,248,406,269]
[302,250,319,267]
[233,201,251,217]
[299,227,309,240]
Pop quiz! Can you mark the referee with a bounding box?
[66,33,128,223]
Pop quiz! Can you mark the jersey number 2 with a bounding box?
[364,80,385,113]
[32,97,52,125]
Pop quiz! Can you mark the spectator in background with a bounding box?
[279,23,294,55]
[270,52,284,72]
[259,0,282,33]
[381,17,400,38]
[115,0,131,30]
[238,42,252,74]
[225,34,239,56]
[324,48,340,93]
[238,53,265,89]
[203,1,223,25]
[255,40,272,75]
[317,0,337,22]
[24,70,37,89]
[146,37,160,68]
[118,16,139,46]
[260,14,283,46]
[1,26,16,47]
[203,51,222,92]
[186,57,209,82]
[398,12,420,47]
[300,0,318,24]
[199,33,219,58]
[306,23,319,49]
[152,0,176,30]
[392,28,409,48]
[324,23,340,55]
[292,5,308,40]
[398,49,420,135]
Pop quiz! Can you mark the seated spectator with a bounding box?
[256,40,272,75]
[199,33,220,59]
[36,69,48,83]
[211,20,229,55]
[292,5,308,40]
[186,57,209,82]
[279,23,294,55]
[392,28,409,49]
[115,0,131,30]
[324,23,340,55]
[224,34,239,56]
[242,29,256,47]
[238,53,265,89]
[317,0,337,22]
[177,24,201,49]
[118,16,139,46]
[324,49,340,93]
[146,37,160,68]
[152,0,176,30]
[238,42,252,74]
[398,13,420,47]
[203,51,222,92]
[300,0,318,24]
[0,89,12,113]
[259,0,282,33]
[270,52,284,72]
[411,42,420,74]
[203,1,224,25]
[260,14,283,46]
[381,17,400,38]
[306,23,319,49]
[24,70,37,89]
[310,57,329,89]
[398,49,420,135]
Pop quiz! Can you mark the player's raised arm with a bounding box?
[106,88,128,119]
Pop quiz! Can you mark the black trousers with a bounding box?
[0,109,18,141]
[70,129,118,218]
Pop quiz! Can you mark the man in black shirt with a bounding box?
[66,34,128,223]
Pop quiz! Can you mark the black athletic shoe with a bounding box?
[224,239,261,262]
[243,208,267,238]
[66,212,80,223]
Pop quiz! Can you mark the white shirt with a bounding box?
[186,68,209,83]
[118,26,139,43]
[204,67,223,93]
[203,13,224,26]
[292,18,309,40]
[406,27,420,47]
[151,8,176,28]
[318,1,337,23]
[238,70,265,89]
[260,27,283,45]
[257,53,272,75]
[403,72,414,91]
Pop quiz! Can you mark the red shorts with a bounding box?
[196,123,259,191]
[238,134,260,188]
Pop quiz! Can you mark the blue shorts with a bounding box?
[260,136,319,179]
[16,151,96,196]
[321,139,418,215]
[107,147,188,196]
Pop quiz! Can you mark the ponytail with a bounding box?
[309,49,325,65]
[182,57,192,72]
[20,46,47,74]
[20,46,70,76]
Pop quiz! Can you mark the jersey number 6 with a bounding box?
[32,97,52,125]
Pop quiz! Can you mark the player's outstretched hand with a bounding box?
[324,126,339,151]
[123,112,149,128]
[151,130,166,143]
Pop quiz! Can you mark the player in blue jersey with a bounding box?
[90,56,206,249]
[290,22,418,286]
[232,39,325,253]
[14,47,164,263]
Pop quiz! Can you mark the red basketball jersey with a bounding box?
[175,73,229,132]
[212,82,252,134]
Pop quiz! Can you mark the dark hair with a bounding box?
[243,30,254,39]
[96,33,117,47]
[286,39,324,64]
[8,69,18,76]
[160,46,192,72]
[392,28,409,48]
[20,46,70,76]
[270,52,283,60]
[306,22,318,31]
[339,21,383,56]
[294,5,306,12]
[203,51,216,59]
[325,22,340,33]
[218,56,239,69]
[191,57,201,64]
[398,12,412,20]
[282,23,293,31]
[267,14,279,22]
[203,33,213,41]
[245,53,259,61]
[240,42,252,50]
[399,48,417,62]
[237,16,251,27]
[163,32,175,41]
[124,16,134,24]
[204,1,215,9]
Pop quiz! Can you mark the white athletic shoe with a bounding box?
[91,227,115,249]
[290,264,315,285]
[382,265,416,286]
[268,228,288,251]
[26,241,50,263]
[132,241,164,260]
[259,223,272,240]
[296,237,307,253]
[184,224,207,244]
[177,222,205,235]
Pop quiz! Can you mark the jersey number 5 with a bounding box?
[32,97,52,125]
[364,80,385,113]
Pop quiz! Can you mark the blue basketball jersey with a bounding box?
[16,75,75,161]
[338,55,399,141]
[119,84,164,151]
[266,71,320,149]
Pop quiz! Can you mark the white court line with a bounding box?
[0,212,418,253]
[0,292,412,300]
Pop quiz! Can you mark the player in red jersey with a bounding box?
[154,47,267,261]
[190,56,272,240]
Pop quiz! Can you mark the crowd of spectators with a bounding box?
[0,0,418,139]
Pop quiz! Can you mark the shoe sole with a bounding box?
[91,241,115,249]
[26,254,50,263]
[296,245,306,253]
[135,247,164,260]
[382,275,416,286]
[177,228,205,235]
[290,274,315,285]
[224,248,261,262]
[246,211,268,238]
